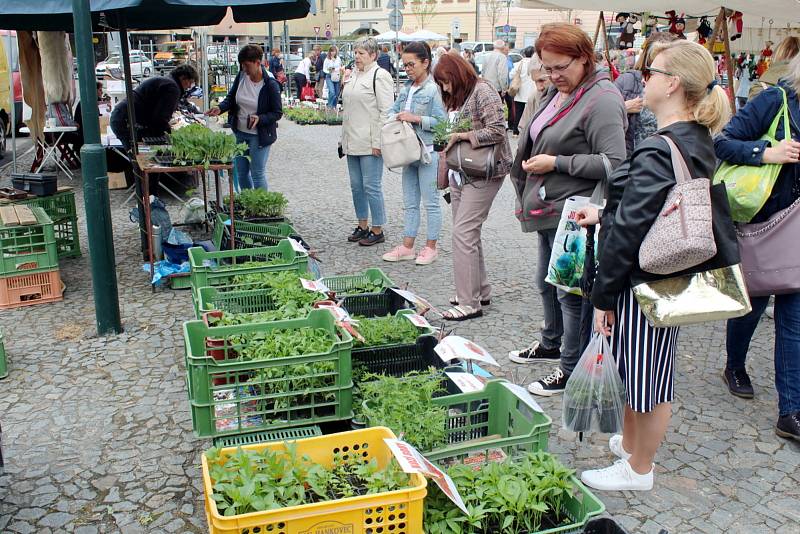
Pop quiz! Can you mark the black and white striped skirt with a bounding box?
[612,287,680,413]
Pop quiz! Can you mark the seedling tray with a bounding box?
[212,214,305,250]
[209,199,287,224]
[322,268,395,298]
[188,239,309,293]
[212,425,321,448]
[0,207,59,277]
[194,283,323,320]
[424,379,552,464]
[201,427,427,534]
[351,309,438,370]
[532,475,605,534]
[339,287,412,318]
[183,309,353,438]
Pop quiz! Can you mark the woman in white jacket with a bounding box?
[509,47,539,135]
[340,37,395,246]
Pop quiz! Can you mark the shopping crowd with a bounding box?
[329,26,800,495]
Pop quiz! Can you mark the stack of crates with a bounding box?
[0,206,64,309]
[17,190,80,259]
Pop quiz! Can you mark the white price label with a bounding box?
[404,313,431,329]
[445,372,485,393]
[502,382,544,413]
[389,288,433,314]
[384,439,469,514]
[287,237,307,254]
[300,278,331,294]
[316,303,353,323]
[435,336,499,367]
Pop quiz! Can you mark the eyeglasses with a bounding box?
[643,66,675,82]
[402,62,417,70]
[542,57,576,77]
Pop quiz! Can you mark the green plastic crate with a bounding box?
[17,190,77,221]
[212,214,299,250]
[212,425,321,447]
[351,309,438,366]
[168,273,192,290]
[0,207,59,277]
[188,239,309,293]
[183,309,353,438]
[527,475,605,534]
[424,379,552,463]
[322,268,395,297]
[194,282,323,320]
[53,217,80,259]
[0,332,7,379]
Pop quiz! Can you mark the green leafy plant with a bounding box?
[165,124,248,168]
[360,370,448,451]
[206,443,413,517]
[432,116,473,148]
[229,327,334,361]
[233,189,288,218]
[352,314,423,348]
[423,451,577,534]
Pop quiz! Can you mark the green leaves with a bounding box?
[352,314,422,348]
[167,124,248,168]
[233,189,289,218]
[422,451,577,534]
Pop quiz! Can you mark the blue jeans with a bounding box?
[402,152,441,241]
[727,293,800,416]
[326,78,341,109]
[234,130,271,190]
[346,154,386,226]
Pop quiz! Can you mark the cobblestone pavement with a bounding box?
[0,121,798,534]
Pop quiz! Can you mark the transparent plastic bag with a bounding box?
[562,333,626,434]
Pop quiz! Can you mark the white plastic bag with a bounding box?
[562,334,626,434]
[545,196,591,296]
[180,197,206,224]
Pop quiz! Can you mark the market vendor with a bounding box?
[109,64,199,149]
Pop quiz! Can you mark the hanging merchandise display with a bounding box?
[618,13,638,50]
[762,41,774,58]
[644,13,659,38]
[728,11,743,41]
[697,16,713,45]
[665,10,687,40]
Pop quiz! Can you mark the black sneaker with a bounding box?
[358,231,385,247]
[348,226,369,243]
[776,411,800,443]
[509,341,561,364]
[528,368,569,396]
[723,367,754,399]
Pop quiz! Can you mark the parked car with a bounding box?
[96,50,153,78]
[153,41,195,73]
[474,51,522,75]
[460,41,495,54]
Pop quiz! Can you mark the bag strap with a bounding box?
[372,67,378,97]
[765,86,790,141]
[658,135,693,184]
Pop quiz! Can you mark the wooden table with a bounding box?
[134,154,236,289]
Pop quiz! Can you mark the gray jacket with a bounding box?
[510,69,627,233]
[482,51,509,93]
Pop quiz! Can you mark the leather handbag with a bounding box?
[736,195,800,297]
[445,142,500,181]
[508,64,522,97]
[638,136,716,275]
[436,150,449,190]
[380,119,429,170]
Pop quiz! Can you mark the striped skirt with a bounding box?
[612,287,680,413]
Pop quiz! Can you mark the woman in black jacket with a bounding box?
[207,44,282,190]
[576,41,731,491]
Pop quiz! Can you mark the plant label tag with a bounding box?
[434,336,500,367]
[389,288,434,314]
[384,439,469,515]
[404,313,431,329]
[502,382,544,413]
[316,303,353,323]
[445,372,485,393]
[301,278,331,294]
[288,237,307,254]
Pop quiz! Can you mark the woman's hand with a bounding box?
[206,107,222,117]
[624,97,644,114]
[522,154,557,174]
[763,139,800,164]
[594,308,614,336]
[372,148,382,156]
[445,132,467,152]
[396,111,421,124]
[576,206,600,227]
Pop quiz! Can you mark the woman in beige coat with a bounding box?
[340,37,395,246]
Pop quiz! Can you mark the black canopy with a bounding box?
[0,0,312,31]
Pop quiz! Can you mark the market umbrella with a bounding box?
[375,30,412,41]
[406,30,449,42]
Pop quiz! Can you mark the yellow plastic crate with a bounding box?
[201,427,427,534]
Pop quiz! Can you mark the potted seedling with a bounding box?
[432,120,451,152]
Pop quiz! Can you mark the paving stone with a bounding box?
[39,512,74,529]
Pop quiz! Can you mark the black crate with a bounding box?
[352,334,443,376]
[340,288,412,318]
[11,173,57,197]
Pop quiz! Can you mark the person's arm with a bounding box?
[371,70,395,150]
[714,88,780,166]
[590,138,675,310]
[498,57,509,92]
[465,85,507,147]
[554,90,627,180]
[258,78,283,126]
[217,74,239,113]
[151,82,181,133]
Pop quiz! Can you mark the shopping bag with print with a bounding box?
[562,333,626,434]
[545,196,592,296]
[300,82,316,102]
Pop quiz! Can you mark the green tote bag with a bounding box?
[713,87,791,223]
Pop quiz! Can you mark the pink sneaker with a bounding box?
[382,245,415,262]
[415,246,438,265]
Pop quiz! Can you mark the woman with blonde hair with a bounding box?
[576,40,732,490]
[750,36,800,99]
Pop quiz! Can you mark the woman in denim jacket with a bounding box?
[382,42,447,265]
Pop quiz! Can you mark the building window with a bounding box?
[348,0,356,8]
[374,0,381,7]
[360,0,368,8]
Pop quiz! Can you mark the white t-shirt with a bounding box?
[297,57,312,78]
[236,74,265,134]
[404,86,419,111]
[324,56,342,82]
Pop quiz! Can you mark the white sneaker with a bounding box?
[609,434,632,461]
[580,460,653,491]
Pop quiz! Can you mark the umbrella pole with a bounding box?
[71,0,122,334]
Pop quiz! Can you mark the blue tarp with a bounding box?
[0,0,312,31]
